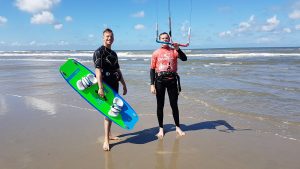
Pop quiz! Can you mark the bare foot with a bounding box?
[103,139,110,151]
[156,128,164,139]
[109,136,121,140]
[176,127,186,136]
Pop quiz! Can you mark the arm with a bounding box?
[117,69,127,95]
[177,48,187,61]
[173,43,187,61]
[150,51,158,94]
[150,68,156,94]
[150,68,156,85]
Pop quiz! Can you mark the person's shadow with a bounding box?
[181,120,239,133]
[110,120,248,150]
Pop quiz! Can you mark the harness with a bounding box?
[101,48,120,81]
[156,71,181,92]
[102,69,120,82]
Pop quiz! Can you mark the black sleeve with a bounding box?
[93,49,103,69]
[177,48,187,61]
[150,69,156,85]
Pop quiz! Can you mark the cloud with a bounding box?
[218,6,232,13]
[15,0,62,30]
[131,11,145,18]
[289,10,300,19]
[0,16,8,25]
[58,40,69,45]
[219,31,233,37]
[15,0,60,13]
[30,41,36,45]
[256,37,273,43]
[11,42,21,46]
[31,11,54,24]
[134,24,145,30]
[65,16,73,22]
[236,15,255,32]
[237,22,251,32]
[219,15,255,37]
[283,28,292,33]
[54,23,63,30]
[261,15,280,32]
[296,24,300,30]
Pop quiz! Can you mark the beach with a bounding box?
[1,48,300,169]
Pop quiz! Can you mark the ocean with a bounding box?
[0,47,300,124]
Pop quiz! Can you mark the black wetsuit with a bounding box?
[93,45,120,92]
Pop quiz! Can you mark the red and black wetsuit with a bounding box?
[150,46,187,128]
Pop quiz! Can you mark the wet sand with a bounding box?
[1,60,300,169]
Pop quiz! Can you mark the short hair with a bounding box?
[103,28,113,35]
[159,32,169,39]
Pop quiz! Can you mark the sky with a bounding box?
[1,0,300,50]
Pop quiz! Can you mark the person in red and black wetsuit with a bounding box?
[150,32,187,138]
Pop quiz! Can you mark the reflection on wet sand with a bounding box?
[25,97,57,116]
[0,96,8,116]
[104,151,115,169]
[102,134,182,169]
[156,140,166,169]
[155,138,180,169]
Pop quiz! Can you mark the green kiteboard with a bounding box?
[59,59,138,130]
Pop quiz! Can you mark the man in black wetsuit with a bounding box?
[93,28,127,151]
